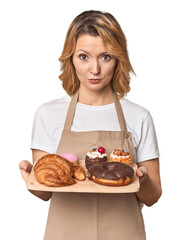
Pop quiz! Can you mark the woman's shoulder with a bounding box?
[43,94,71,107]
[34,95,71,119]
[38,94,71,110]
[121,98,150,121]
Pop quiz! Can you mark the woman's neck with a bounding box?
[77,86,114,106]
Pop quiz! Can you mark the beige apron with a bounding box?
[44,90,146,240]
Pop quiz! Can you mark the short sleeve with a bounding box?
[136,112,160,162]
[30,105,53,153]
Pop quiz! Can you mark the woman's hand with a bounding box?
[19,160,33,182]
[135,158,162,206]
[19,150,48,182]
[136,166,148,185]
[19,150,52,201]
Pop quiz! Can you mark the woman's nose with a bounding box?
[90,60,101,75]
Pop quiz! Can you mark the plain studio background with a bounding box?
[0,0,180,239]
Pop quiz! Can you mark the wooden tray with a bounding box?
[26,160,140,193]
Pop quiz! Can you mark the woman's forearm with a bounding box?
[136,175,162,206]
[28,190,52,201]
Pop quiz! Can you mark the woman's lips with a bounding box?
[88,78,102,83]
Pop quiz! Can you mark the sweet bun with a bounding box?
[110,149,133,167]
[73,165,86,181]
[60,153,79,165]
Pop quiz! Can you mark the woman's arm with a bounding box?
[135,158,162,206]
[19,149,52,201]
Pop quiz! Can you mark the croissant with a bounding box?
[34,154,85,187]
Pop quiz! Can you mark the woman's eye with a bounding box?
[79,54,88,60]
[101,54,111,61]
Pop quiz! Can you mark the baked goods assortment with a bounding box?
[86,146,134,186]
[33,147,135,188]
[85,147,107,169]
[34,154,85,187]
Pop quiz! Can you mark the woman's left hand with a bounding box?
[135,159,162,206]
[136,166,148,184]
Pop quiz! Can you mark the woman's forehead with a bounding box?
[75,34,107,54]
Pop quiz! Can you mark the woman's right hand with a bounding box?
[19,160,33,182]
[19,150,52,201]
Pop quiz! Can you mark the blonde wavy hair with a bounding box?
[59,10,135,97]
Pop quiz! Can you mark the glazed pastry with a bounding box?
[85,146,107,169]
[34,154,85,187]
[88,162,134,186]
[60,153,79,165]
[110,149,133,167]
[73,165,86,181]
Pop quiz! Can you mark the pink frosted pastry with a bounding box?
[60,153,79,165]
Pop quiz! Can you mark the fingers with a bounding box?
[20,169,29,182]
[19,160,32,172]
[136,166,148,184]
[136,166,148,177]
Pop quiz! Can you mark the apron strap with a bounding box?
[63,90,128,132]
[112,91,127,132]
[63,90,79,131]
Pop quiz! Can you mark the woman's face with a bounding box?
[72,34,117,93]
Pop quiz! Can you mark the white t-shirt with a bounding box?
[30,95,160,163]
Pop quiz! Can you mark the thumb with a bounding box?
[19,160,33,182]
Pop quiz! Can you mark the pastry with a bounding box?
[110,149,133,166]
[73,165,86,181]
[34,154,85,187]
[85,146,107,169]
[88,162,134,186]
[60,153,79,165]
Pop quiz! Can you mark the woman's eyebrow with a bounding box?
[76,50,89,54]
[76,50,108,55]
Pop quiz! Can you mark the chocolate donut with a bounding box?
[88,162,134,186]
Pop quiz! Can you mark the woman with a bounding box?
[19,10,162,240]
